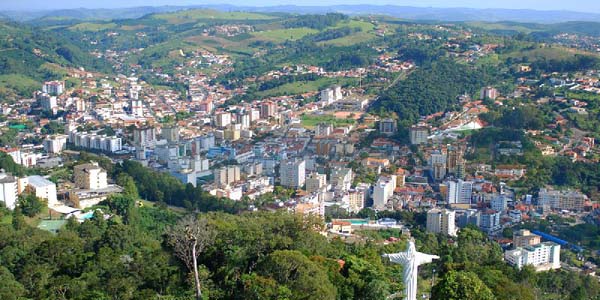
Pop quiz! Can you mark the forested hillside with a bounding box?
[0,22,110,99]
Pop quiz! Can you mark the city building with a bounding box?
[0,171,18,210]
[490,195,510,213]
[42,81,64,95]
[538,188,588,212]
[214,165,241,188]
[39,94,57,112]
[330,167,353,192]
[130,99,144,117]
[306,172,327,193]
[133,127,157,148]
[348,188,366,213]
[43,135,68,154]
[481,86,498,100]
[379,118,397,135]
[260,101,277,119]
[373,175,396,208]
[479,209,501,234]
[426,208,457,236]
[74,162,108,190]
[447,179,473,206]
[19,176,58,207]
[513,229,542,249]
[409,126,429,145]
[215,112,232,128]
[161,125,180,143]
[504,242,561,271]
[279,159,306,188]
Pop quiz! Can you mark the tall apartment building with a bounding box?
[347,189,366,213]
[19,176,58,207]
[43,135,68,154]
[538,188,588,212]
[426,208,457,236]
[447,179,473,205]
[0,171,18,210]
[373,175,396,208]
[133,127,157,148]
[513,229,542,249]
[279,159,306,188]
[490,195,510,213]
[42,81,64,95]
[306,172,327,193]
[409,126,429,145]
[504,242,561,271]
[162,125,180,143]
[130,99,144,117]
[260,101,278,119]
[330,167,353,192]
[479,209,501,234]
[215,112,232,128]
[74,162,108,190]
[214,165,241,188]
[480,86,499,100]
[379,118,397,135]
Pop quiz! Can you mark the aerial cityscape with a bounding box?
[1,1,600,299]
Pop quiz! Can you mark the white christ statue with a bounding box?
[383,239,439,300]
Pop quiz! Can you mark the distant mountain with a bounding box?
[3,4,600,24]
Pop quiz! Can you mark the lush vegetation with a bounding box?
[373,59,496,125]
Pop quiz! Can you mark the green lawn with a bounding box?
[253,27,319,43]
[256,77,356,98]
[69,22,117,32]
[503,46,599,62]
[321,20,377,46]
[301,114,356,128]
[153,9,276,24]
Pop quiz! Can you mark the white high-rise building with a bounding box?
[0,171,18,210]
[42,81,64,95]
[215,112,232,128]
[130,99,144,117]
[447,179,473,205]
[373,175,396,208]
[40,95,58,112]
[74,162,108,190]
[330,167,353,192]
[43,135,68,154]
[504,242,561,271]
[19,176,58,207]
[279,159,306,188]
[426,208,457,236]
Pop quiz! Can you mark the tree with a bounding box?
[258,250,337,300]
[432,270,495,300]
[167,215,216,300]
[18,193,45,217]
[0,266,25,300]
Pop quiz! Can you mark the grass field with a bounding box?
[320,20,378,46]
[252,27,319,43]
[301,113,356,128]
[504,46,598,61]
[69,22,117,32]
[153,9,276,24]
[256,77,357,98]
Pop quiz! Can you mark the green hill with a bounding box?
[0,21,110,100]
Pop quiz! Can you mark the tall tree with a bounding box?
[167,215,215,300]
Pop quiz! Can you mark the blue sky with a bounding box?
[2,0,599,13]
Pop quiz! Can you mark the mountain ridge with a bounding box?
[3,4,600,24]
